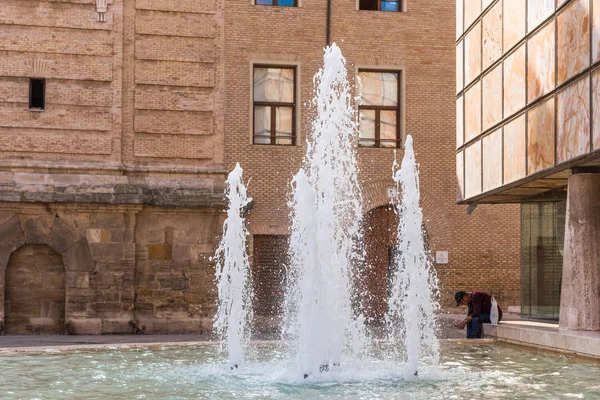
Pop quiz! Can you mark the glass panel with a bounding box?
[359,109,376,146]
[557,0,590,85]
[256,0,273,4]
[381,1,399,11]
[254,106,271,144]
[254,68,294,103]
[359,71,398,106]
[359,0,378,11]
[277,0,295,6]
[380,110,397,147]
[465,22,482,85]
[521,198,566,321]
[275,107,293,145]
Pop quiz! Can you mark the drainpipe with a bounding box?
[326,0,331,46]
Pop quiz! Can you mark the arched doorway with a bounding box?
[361,205,433,325]
[362,205,399,324]
[4,244,66,334]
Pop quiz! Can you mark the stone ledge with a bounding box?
[0,173,227,207]
[484,321,600,359]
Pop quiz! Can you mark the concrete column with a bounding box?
[559,172,600,330]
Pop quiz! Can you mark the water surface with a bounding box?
[1,342,599,399]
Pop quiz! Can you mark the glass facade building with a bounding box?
[456,0,600,205]
[457,0,600,324]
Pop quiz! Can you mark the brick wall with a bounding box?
[0,0,225,171]
[224,0,521,311]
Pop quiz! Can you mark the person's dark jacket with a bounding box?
[468,291,503,321]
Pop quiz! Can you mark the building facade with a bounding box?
[226,0,521,325]
[456,0,600,326]
[0,0,227,334]
[0,0,519,335]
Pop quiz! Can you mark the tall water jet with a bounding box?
[386,135,440,375]
[284,43,367,377]
[214,163,253,369]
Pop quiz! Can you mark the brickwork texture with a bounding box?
[0,0,520,334]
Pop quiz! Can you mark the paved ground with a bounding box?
[0,312,510,353]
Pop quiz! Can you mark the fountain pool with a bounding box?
[1,342,599,399]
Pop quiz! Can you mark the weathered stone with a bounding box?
[102,318,133,334]
[96,303,123,314]
[90,242,124,261]
[559,173,600,331]
[172,245,191,261]
[148,244,172,260]
[171,278,187,291]
[166,319,201,333]
[47,217,85,253]
[134,302,155,314]
[63,239,96,272]
[184,291,203,303]
[67,318,102,334]
[20,215,53,244]
[155,303,190,319]
[86,228,102,243]
[75,272,90,289]
[0,214,25,254]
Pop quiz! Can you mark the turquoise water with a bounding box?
[0,342,599,399]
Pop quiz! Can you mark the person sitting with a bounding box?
[455,290,502,339]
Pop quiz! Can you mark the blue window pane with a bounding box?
[256,0,273,5]
[278,0,295,5]
[381,1,399,11]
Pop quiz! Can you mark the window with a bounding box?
[359,0,402,12]
[358,70,401,148]
[256,0,297,6]
[29,79,45,110]
[253,66,296,145]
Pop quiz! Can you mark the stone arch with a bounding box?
[361,180,454,250]
[0,214,96,334]
[5,244,66,334]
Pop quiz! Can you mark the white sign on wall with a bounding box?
[435,251,449,264]
[386,187,398,199]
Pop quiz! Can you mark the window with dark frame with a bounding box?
[358,70,401,148]
[29,78,45,110]
[253,66,296,146]
[255,0,297,6]
[359,0,403,12]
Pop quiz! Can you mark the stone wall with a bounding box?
[0,0,228,334]
[0,204,223,335]
[5,244,66,334]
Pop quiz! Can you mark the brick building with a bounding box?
[0,0,519,335]
[225,0,521,323]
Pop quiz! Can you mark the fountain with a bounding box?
[284,43,368,377]
[213,163,253,369]
[0,43,598,400]
[386,135,440,376]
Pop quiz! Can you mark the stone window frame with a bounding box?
[249,61,301,146]
[356,0,406,12]
[29,78,45,111]
[356,66,406,149]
